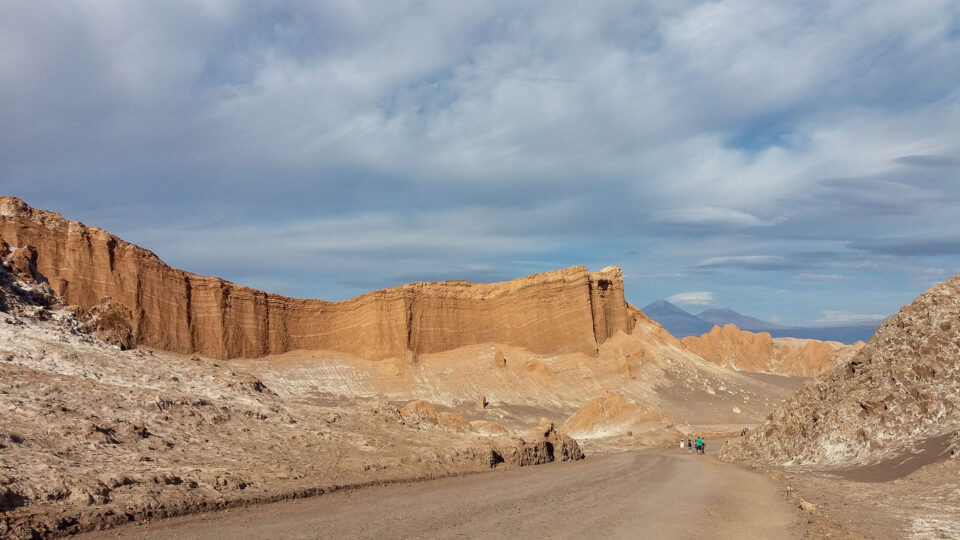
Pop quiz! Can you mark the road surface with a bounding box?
[79,449,798,539]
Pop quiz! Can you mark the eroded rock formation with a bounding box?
[0,196,635,360]
[0,265,586,537]
[681,324,864,377]
[559,392,679,443]
[721,273,960,467]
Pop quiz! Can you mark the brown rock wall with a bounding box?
[0,197,633,360]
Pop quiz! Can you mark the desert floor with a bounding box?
[77,445,799,540]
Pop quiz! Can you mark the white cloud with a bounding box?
[697,255,787,269]
[667,291,716,306]
[813,311,888,325]
[2,1,959,317]
[654,207,775,227]
[796,273,844,282]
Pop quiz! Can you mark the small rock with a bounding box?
[799,499,819,515]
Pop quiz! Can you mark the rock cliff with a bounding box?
[721,273,960,466]
[0,196,634,360]
[680,324,864,377]
[0,263,588,537]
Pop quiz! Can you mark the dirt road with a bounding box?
[79,449,799,540]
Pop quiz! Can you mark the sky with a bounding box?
[2,1,959,327]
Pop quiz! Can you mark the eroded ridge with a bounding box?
[0,196,633,360]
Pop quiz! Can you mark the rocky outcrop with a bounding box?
[399,400,441,426]
[721,274,960,467]
[681,324,864,377]
[506,418,584,465]
[471,420,510,436]
[559,392,679,443]
[0,196,635,360]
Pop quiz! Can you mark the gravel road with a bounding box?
[80,448,799,540]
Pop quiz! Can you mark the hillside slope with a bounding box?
[722,274,960,466]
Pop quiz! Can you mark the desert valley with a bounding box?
[0,196,957,539]
[5,3,960,539]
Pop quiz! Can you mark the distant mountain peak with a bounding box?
[643,299,691,314]
[697,307,738,317]
[641,300,882,343]
[696,307,786,331]
[641,299,713,338]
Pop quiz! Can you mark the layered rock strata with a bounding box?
[0,197,633,360]
[0,267,584,537]
[681,324,864,377]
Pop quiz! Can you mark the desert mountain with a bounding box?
[0,197,801,432]
[640,299,714,338]
[681,324,864,377]
[644,300,882,343]
[697,308,787,332]
[701,308,885,344]
[0,197,826,537]
[765,324,882,345]
[0,196,632,361]
[721,273,960,467]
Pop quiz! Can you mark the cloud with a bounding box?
[796,273,844,282]
[697,255,789,269]
[1,1,959,321]
[849,234,960,257]
[666,291,716,306]
[895,154,960,168]
[654,207,776,228]
[813,311,889,326]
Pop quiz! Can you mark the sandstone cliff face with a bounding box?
[0,265,590,537]
[0,197,634,360]
[721,273,960,467]
[680,324,864,377]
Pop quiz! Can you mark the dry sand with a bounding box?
[758,445,960,539]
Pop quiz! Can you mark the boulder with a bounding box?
[437,412,472,431]
[399,400,439,425]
